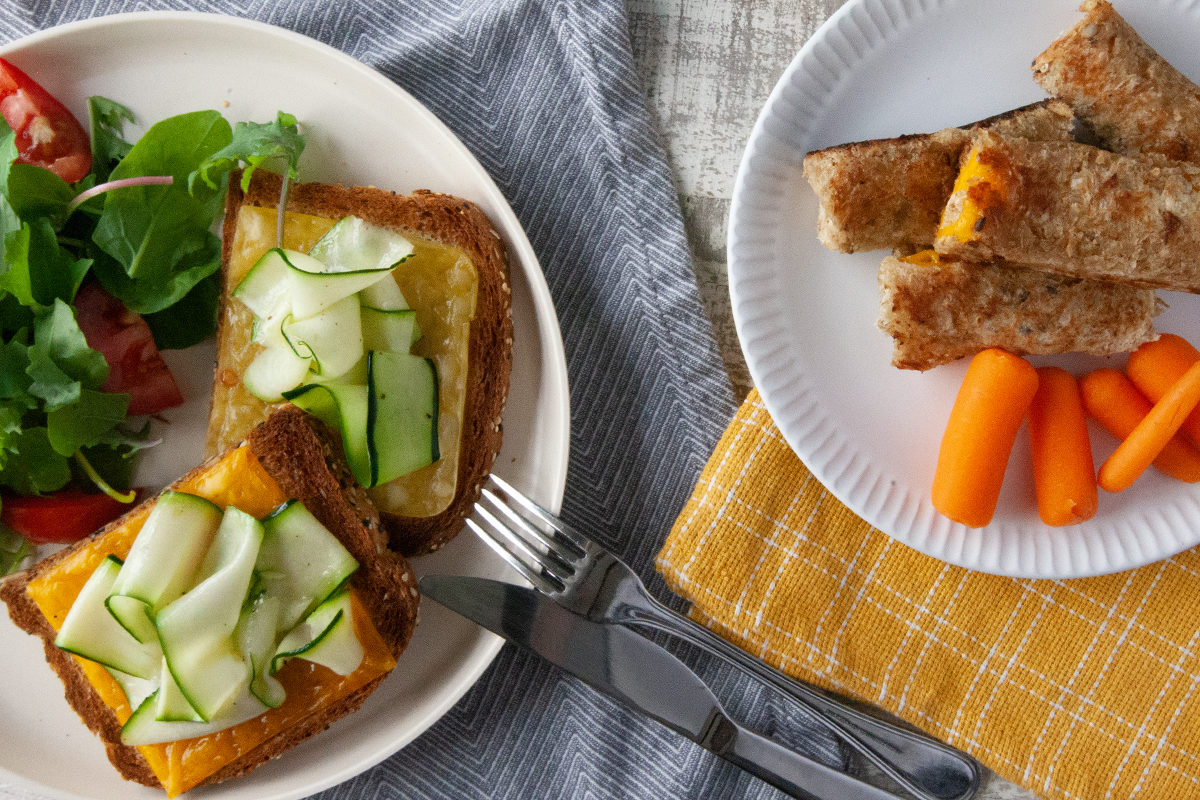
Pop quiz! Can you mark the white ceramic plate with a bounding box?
[0,12,569,800]
[729,0,1200,579]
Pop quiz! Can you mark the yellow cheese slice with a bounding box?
[26,445,396,797]
[209,206,477,517]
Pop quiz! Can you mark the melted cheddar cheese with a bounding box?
[208,206,477,517]
[26,445,396,797]
[900,249,942,268]
[936,143,1006,243]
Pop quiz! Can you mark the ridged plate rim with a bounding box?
[729,0,1200,579]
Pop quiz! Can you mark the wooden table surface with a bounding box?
[626,1,1037,798]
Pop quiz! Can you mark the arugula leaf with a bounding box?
[27,299,108,397]
[81,422,154,493]
[0,228,32,306]
[46,388,129,456]
[0,400,22,435]
[142,270,220,349]
[191,111,305,192]
[0,295,32,337]
[89,96,135,183]
[0,399,23,472]
[0,123,32,277]
[0,121,35,306]
[90,231,221,314]
[0,426,71,494]
[0,524,33,576]
[0,402,19,474]
[0,337,32,405]
[25,347,79,410]
[0,118,17,193]
[0,219,90,308]
[91,417,155,451]
[0,194,23,286]
[7,164,73,225]
[34,218,90,303]
[92,110,232,284]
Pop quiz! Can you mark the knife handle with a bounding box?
[702,712,902,800]
[628,601,979,800]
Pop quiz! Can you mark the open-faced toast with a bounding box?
[206,171,513,556]
[0,406,420,797]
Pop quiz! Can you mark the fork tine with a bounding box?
[479,488,585,564]
[466,517,565,594]
[474,501,578,581]
[487,474,591,553]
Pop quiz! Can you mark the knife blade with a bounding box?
[420,575,902,800]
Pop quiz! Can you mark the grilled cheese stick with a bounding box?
[935,131,1200,293]
[1032,0,1200,163]
[877,251,1158,370]
[802,100,1078,253]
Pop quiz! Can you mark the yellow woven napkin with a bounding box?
[657,388,1200,800]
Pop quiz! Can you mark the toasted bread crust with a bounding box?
[213,171,513,556]
[877,255,1159,370]
[1032,0,1200,163]
[0,573,159,787]
[0,407,419,791]
[935,131,1200,293]
[245,406,419,652]
[802,99,1077,253]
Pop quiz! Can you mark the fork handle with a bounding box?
[626,602,980,800]
[701,711,906,800]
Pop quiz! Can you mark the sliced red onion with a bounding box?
[68,175,174,213]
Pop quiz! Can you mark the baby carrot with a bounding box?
[1127,334,1200,446]
[1079,368,1200,484]
[1028,367,1096,526]
[1098,360,1200,493]
[931,348,1039,528]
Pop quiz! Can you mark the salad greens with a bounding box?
[0,97,305,556]
[0,524,31,574]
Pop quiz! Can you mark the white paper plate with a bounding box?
[0,12,569,800]
[729,0,1200,579]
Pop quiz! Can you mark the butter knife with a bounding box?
[420,575,906,800]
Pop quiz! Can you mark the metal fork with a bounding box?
[467,475,981,800]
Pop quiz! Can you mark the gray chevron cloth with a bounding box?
[0,1,847,797]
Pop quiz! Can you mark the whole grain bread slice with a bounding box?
[1032,0,1200,163]
[208,170,513,556]
[0,406,419,792]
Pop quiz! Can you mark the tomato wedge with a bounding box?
[74,281,184,416]
[0,57,91,183]
[1,491,132,544]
